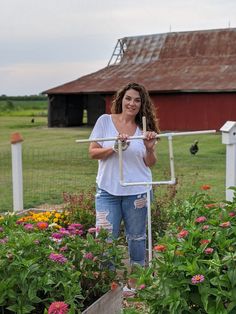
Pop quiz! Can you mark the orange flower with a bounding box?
[111,281,119,291]
[153,244,166,252]
[200,239,210,245]
[36,221,48,230]
[201,184,211,191]
[204,203,216,209]
[220,221,231,228]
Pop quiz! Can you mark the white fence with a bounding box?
[9,121,236,212]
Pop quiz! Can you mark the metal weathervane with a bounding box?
[76,117,216,263]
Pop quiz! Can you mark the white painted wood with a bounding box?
[11,142,23,211]
[220,121,236,201]
[225,144,236,201]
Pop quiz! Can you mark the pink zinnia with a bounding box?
[195,216,207,223]
[24,223,34,231]
[68,223,83,229]
[51,233,64,239]
[59,245,68,252]
[0,237,8,244]
[59,228,70,236]
[139,284,146,290]
[48,301,69,314]
[204,247,214,254]
[84,252,94,260]
[0,227,3,232]
[220,221,231,228]
[49,253,68,264]
[202,225,209,230]
[229,212,236,217]
[177,229,189,238]
[75,229,83,235]
[88,227,97,233]
[191,274,205,284]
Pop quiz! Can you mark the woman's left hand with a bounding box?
[143,131,157,151]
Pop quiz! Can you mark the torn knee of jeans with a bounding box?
[96,210,113,232]
[126,233,146,241]
[134,195,147,209]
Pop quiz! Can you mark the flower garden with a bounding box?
[0,207,125,313]
[130,186,236,314]
[1,186,236,313]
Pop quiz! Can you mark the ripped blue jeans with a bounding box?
[95,187,148,266]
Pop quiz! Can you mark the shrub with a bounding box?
[62,190,96,233]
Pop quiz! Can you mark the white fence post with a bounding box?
[220,121,236,201]
[11,132,24,212]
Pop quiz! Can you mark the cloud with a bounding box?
[1,0,236,95]
[0,60,106,95]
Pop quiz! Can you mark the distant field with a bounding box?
[0,112,225,211]
[0,99,47,117]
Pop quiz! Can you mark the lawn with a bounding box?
[0,113,226,212]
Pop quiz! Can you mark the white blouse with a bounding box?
[89,114,152,196]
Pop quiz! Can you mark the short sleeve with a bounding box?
[89,114,106,147]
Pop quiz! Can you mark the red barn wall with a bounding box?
[106,93,236,131]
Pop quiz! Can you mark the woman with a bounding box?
[89,82,159,267]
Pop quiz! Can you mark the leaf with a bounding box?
[228,269,236,287]
[226,301,236,312]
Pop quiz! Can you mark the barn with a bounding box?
[43,28,236,131]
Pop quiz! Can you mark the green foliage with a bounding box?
[0,214,125,313]
[0,98,47,117]
[131,188,236,314]
[62,189,96,232]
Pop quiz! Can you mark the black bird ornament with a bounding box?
[190,140,199,155]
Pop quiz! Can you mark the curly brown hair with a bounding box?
[110,82,160,133]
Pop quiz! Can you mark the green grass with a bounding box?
[0,100,47,117]
[0,114,226,212]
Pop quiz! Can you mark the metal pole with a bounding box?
[76,130,216,143]
[168,135,176,183]
[147,185,152,262]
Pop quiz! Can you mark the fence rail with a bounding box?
[1,126,235,212]
[0,147,97,212]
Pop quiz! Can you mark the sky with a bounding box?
[1,0,236,96]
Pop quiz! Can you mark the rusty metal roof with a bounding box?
[44,28,236,94]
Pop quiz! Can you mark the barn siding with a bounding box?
[87,94,106,126]
[154,93,236,131]
[105,93,236,131]
[48,94,84,127]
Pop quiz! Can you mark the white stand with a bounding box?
[76,119,216,263]
[225,144,236,201]
[220,121,236,202]
[11,137,24,212]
